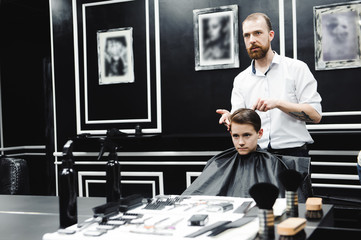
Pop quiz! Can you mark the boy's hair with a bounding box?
[242,12,273,32]
[230,108,261,132]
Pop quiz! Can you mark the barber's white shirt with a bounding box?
[231,53,322,149]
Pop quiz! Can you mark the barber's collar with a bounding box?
[251,51,280,75]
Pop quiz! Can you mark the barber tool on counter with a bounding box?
[305,197,323,220]
[59,140,78,228]
[57,194,144,236]
[207,205,258,237]
[98,128,126,203]
[277,217,306,240]
[278,169,303,217]
[249,182,279,239]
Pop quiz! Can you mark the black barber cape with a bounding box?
[182,146,288,198]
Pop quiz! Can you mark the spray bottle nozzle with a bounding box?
[97,128,126,160]
[62,140,74,159]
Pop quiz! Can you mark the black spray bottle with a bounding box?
[98,129,124,203]
[59,140,77,228]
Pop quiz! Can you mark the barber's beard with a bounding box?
[247,42,270,59]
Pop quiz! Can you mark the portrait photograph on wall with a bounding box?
[193,5,239,71]
[97,27,135,84]
[314,1,361,70]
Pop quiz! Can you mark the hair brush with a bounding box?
[249,182,279,239]
[249,182,279,210]
[278,169,303,192]
[278,170,303,217]
[305,197,323,220]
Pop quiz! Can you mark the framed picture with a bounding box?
[97,27,135,84]
[193,5,239,71]
[314,1,361,70]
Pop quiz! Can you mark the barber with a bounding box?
[217,13,322,157]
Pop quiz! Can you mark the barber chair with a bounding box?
[0,157,30,194]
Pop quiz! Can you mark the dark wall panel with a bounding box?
[51,0,361,147]
[159,0,280,135]
[297,0,361,113]
[0,1,49,146]
[51,0,78,145]
[49,0,361,199]
[84,1,148,120]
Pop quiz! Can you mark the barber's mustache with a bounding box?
[249,43,261,49]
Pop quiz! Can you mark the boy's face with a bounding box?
[230,122,263,155]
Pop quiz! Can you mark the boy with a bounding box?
[182,108,288,197]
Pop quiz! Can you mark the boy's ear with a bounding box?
[258,128,263,139]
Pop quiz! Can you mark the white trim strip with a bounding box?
[154,0,162,133]
[311,162,357,167]
[321,111,361,116]
[0,145,46,151]
[54,150,359,157]
[279,0,285,56]
[312,183,361,189]
[0,211,58,216]
[145,0,152,125]
[72,0,81,136]
[82,3,89,125]
[292,0,297,59]
[307,123,361,130]
[81,0,132,7]
[5,153,46,157]
[84,179,156,197]
[309,150,359,156]
[311,173,360,180]
[49,0,60,196]
[54,151,220,157]
[78,171,163,197]
[57,160,357,167]
[56,161,207,166]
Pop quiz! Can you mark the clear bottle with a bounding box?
[59,140,77,228]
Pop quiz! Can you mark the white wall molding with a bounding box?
[78,171,164,197]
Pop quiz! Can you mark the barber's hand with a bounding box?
[216,109,231,131]
[252,98,279,112]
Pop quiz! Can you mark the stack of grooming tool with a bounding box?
[278,169,303,217]
[249,182,280,239]
[143,196,183,210]
[73,194,144,235]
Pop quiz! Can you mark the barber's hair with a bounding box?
[242,12,273,32]
[230,108,261,132]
